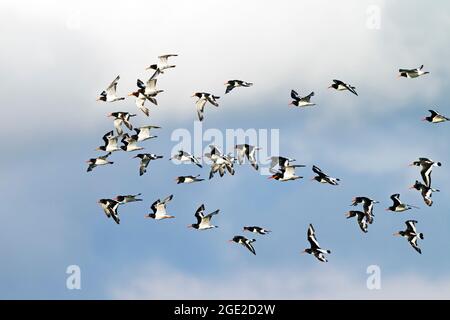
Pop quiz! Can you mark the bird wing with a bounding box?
[420,163,433,187]
[102,131,114,145]
[301,92,314,102]
[194,204,205,223]
[146,78,157,90]
[391,194,402,207]
[291,89,300,100]
[204,209,220,222]
[106,75,120,95]
[150,199,160,214]
[244,240,256,255]
[162,194,173,205]
[235,145,245,164]
[307,224,321,250]
[196,98,207,121]
[428,110,438,117]
[405,220,418,234]
[225,83,234,94]
[312,165,327,178]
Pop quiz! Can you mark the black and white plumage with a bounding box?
[410,180,440,207]
[96,130,121,152]
[108,112,136,135]
[188,204,220,230]
[345,211,369,233]
[145,195,175,220]
[398,65,429,78]
[146,54,178,76]
[289,90,315,107]
[268,164,305,181]
[86,152,113,172]
[98,199,120,224]
[268,156,296,173]
[422,110,449,123]
[175,175,204,184]
[128,91,151,116]
[351,197,378,224]
[311,165,340,185]
[394,220,424,254]
[192,92,220,122]
[133,125,160,142]
[410,157,442,188]
[114,193,142,204]
[97,75,125,102]
[235,144,261,170]
[120,133,143,152]
[229,236,256,255]
[302,224,330,262]
[170,150,202,168]
[133,153,163,176]
[205,145,235,179]
[224,80,253,94]
[243,226,271,235]
[328,79,358,96]
[386,194,419,212]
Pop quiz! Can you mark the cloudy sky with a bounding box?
[1,0,450,299]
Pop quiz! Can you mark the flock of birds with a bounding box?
[88,56,448,261]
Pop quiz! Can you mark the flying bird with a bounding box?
[128,91,150,116]
[175,175,204,184]
[146,54,178,76]
[243,226,271,235]
[192,92,220,122]
[311,165,340,185]
[351,197,378,223]
[86,152,113,172]
[170,150,202,168]
[224,80,253,94]
[398,65,429,78]
[120,133,144,152]
[289,90,315,107]
[386,194,419,212]
[133,153,163,176]
[114,193,143,204]
[205,145,235,179]
[422,110,449,124]
[410,157,442,188]
[145,195,175,220]
[268,156,296,173]
[108,112,136,135]
[188,204,220,230]
[229,236,256,255]
[235,144,261,170]
[268,164,305,181]
[302,224,331,262]
[345,210,369,233]
[96,131,121,152]
[129,78,164,107]
[97,199,120,224]
[97,75,125,102]
[394,220,424,254]
[328,79,358,96]
[133,125,160,142]
[409,180,440,207]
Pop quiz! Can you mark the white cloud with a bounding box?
[109,261,450,299]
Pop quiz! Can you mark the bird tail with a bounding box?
[419,233,424,240]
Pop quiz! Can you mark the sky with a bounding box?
[1,0,450,299]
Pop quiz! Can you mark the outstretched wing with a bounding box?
[390,194,402,207]
[307,224,320,250]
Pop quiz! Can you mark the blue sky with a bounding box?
[1,0,450,299]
